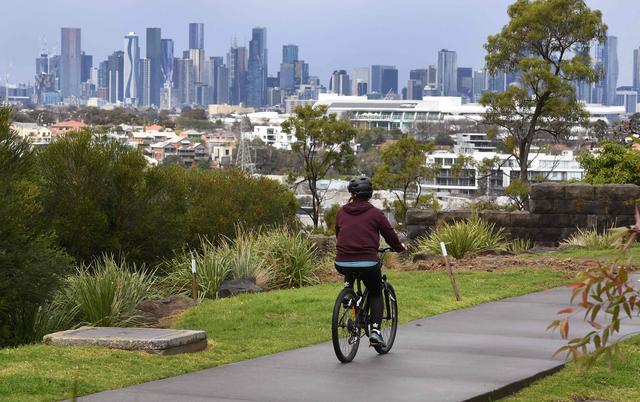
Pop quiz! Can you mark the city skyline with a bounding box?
[2,0,639,87]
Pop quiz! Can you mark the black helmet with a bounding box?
[348,176,373,199]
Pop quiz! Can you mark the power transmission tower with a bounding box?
[235,117,255,174]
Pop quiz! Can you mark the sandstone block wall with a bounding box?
[405,183,639,246]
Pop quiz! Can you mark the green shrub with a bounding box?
[0,107,74,347]
[55,255,156,327]
[578,141,640,185]
[257,228,319,289]
[29,302,77,344]
[158,238,231,300]
[182,168,300,247]
[561,227,615,249]
[38,131,192,266]
[322,204,340,235]
[508,238,532,253]
[38,133,298,267]
[225,228,264,280]
[416,214,507,259]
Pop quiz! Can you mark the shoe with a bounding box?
[342,296,352,309]
[369,328,385,347]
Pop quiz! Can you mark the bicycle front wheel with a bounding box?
[331,288,360,363]
[375,282,398,354]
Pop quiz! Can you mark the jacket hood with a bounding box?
[342,200,374,215]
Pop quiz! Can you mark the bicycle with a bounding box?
[331,248,398,363]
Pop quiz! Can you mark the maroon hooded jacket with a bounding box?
[335,200,405,262]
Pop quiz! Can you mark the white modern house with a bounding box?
[423,149,584,197]
[242,125,297,150]
[11,122,52,148]
[452,133,498,154]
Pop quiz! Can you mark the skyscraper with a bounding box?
[370,65,395,94]
[160,39,174,85]
[294,60,309,86]
[228,45,248,105]
[97,60,109,99]
[80,52,92,83]
[351,67,369,96]
[123,32,140,105]
[456,67,473,101]
[175,58,194,105]
[409,69,427,86]
[282,45,298,64]
[406,79,422,100]
[330,70,350,95]
[139,58,151,107]
[437,49,457,96]
[107,51,124,103]
[633,48,640,91]
[380,67,398,97]
[247,27,268,107]
[596,36,619,105]
[146,28,162,107]
[279,63,295,91]
[189,23,204,50]
[189,48,206,83]
[472,69,487,102]
[427,65,437,86]
[204,56,224,104]
[216,64,230,104]
[60,27,81,98]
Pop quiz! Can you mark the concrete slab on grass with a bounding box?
[44,327,207,355]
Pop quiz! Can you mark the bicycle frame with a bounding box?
[350,274,393,338]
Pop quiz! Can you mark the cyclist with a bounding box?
[335,176,405,347]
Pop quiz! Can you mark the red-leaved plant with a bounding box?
[548,206,640,369]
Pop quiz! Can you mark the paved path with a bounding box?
[80,277,640,402]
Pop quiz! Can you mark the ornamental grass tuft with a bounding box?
[416,213,507,259]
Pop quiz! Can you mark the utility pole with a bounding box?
[235,117,255,174]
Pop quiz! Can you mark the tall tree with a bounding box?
[281,105,356,228]
[0,107,72,346]
[373,135,435,221]
[481,0,606,197]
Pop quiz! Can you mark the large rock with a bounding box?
[564,183,595,201]
[510,211,539,228]
[308,234,336,256]
[595,184,640,202]
[405,208,438,226]
[529,182,565,200]
[438,210,472,224]
[218,279,264,298]
[529,198,554,214]
[479,211,511,227]
[405,224,431,240]
[135,295,196,327]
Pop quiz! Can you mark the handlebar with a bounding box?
[378,247,393,253]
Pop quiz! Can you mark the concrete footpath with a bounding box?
[79,276,640,402]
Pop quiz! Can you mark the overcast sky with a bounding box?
[2,0,639,87]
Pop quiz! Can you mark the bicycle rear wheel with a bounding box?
[331,288,360,363]
[375,282,397,354]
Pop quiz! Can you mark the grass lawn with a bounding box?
[0,268,567,402]
[506,337,640,402]
[540,244,640,261]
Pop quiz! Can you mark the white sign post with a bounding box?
[191,258,197,302]
[440,242,461,301]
